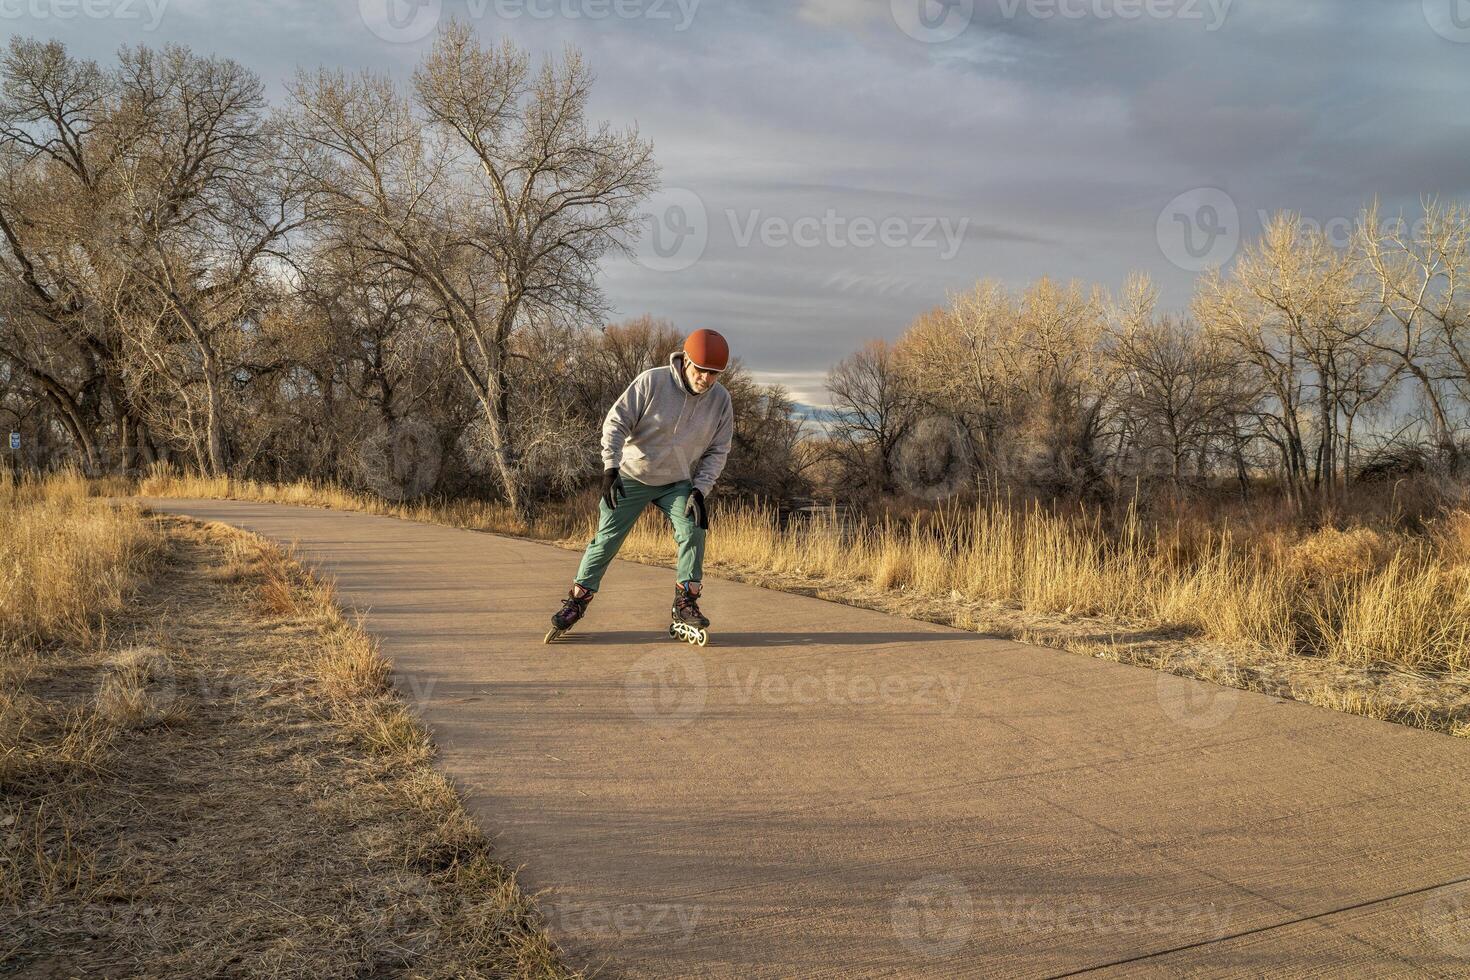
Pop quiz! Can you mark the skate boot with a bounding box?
[669,582,710,646]
[545,585,594,643]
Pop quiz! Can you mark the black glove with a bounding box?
[600,468,625,509]
[685,487,709,530]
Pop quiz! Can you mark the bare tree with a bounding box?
[0,38,127,472]
[1195,215,1383,506]
[1360,200,1470,466]
[1011,277,1111,497]
[287,24,655,516]
[1106,309,1246,491]
[826,340,914,497]
[0,39,298,476]
[98,48,301,475]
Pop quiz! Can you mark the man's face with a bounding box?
[684,360,722,394]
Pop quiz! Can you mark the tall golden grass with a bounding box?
[620,499,1470,673]
[133,467,1470,674]
[0,469,163,648]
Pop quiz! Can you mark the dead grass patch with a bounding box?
[2,498,574,976]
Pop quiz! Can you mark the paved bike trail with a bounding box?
[139,499,1470,978]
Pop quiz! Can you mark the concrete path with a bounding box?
[139,499,1470,978]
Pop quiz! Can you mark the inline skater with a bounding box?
[546,329,734,645]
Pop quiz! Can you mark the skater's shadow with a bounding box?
[563,630,1004,648]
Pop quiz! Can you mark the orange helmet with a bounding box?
[683,329,730,372]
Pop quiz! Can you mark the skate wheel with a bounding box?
[695,629,709,647]
[668,623,678,639]
[544,627,563,644]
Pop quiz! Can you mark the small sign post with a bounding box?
[6,431,16,480]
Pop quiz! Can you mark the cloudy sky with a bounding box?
[7,0,1469,405]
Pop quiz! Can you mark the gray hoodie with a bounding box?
[601,352,735,494]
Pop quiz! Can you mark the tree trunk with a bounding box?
[200,343,229,477]
[447,323,524,517]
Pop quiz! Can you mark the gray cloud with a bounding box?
[5,0,1467,392]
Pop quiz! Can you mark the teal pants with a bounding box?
[574,477,705,592]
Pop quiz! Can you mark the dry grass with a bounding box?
[1,475,575,977]
[613,500,1470,673]
[93,645,192,731]
[130,466,1470,735]
[135,466,587,540]
[1,468,164,648]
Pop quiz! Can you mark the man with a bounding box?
[547,329,735,640]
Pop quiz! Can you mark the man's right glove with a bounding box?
[600,468,625,510]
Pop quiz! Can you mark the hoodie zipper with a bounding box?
[673,380,690,441]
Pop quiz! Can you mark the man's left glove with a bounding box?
[685,488,709,530]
